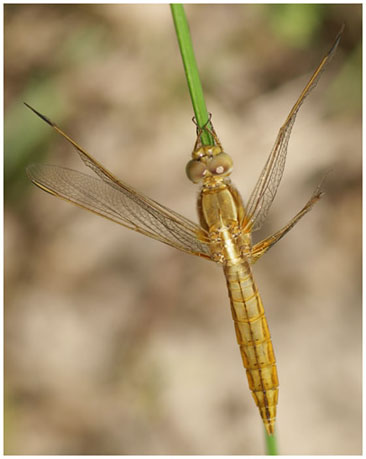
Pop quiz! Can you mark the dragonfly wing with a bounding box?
[245,26,343,232]
[27,164,212,260]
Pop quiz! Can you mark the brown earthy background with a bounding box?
[5,4,361,455]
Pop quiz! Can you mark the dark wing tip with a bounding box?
[328,24,345,56]
[24,102,55,127]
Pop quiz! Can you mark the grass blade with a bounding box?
[171,4,213,145]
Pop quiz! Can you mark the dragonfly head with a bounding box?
[186,145,233,184]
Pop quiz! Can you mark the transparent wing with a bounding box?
[24,104,211,260]
[245,26,343,232]
[27,164,211,259]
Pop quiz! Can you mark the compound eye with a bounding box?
[186,159,207,183]
[207,152,233,176]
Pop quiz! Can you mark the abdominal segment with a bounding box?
[224,261,279,435]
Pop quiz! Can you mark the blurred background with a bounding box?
[4,4,361,455]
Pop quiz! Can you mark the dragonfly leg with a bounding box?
[251,183,324,263]
[192,114,224,151]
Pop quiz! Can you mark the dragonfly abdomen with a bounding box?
[224,261,279,435]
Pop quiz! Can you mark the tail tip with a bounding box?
[265,420,275,436]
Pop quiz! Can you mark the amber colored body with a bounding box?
[26,28,342,438]
[199,180,278,434]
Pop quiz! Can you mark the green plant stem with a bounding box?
[170,4,213,145]
[265,431,278,455]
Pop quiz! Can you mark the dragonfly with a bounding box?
[26,28,343,436]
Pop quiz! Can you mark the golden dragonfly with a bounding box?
[26,28,342,436]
